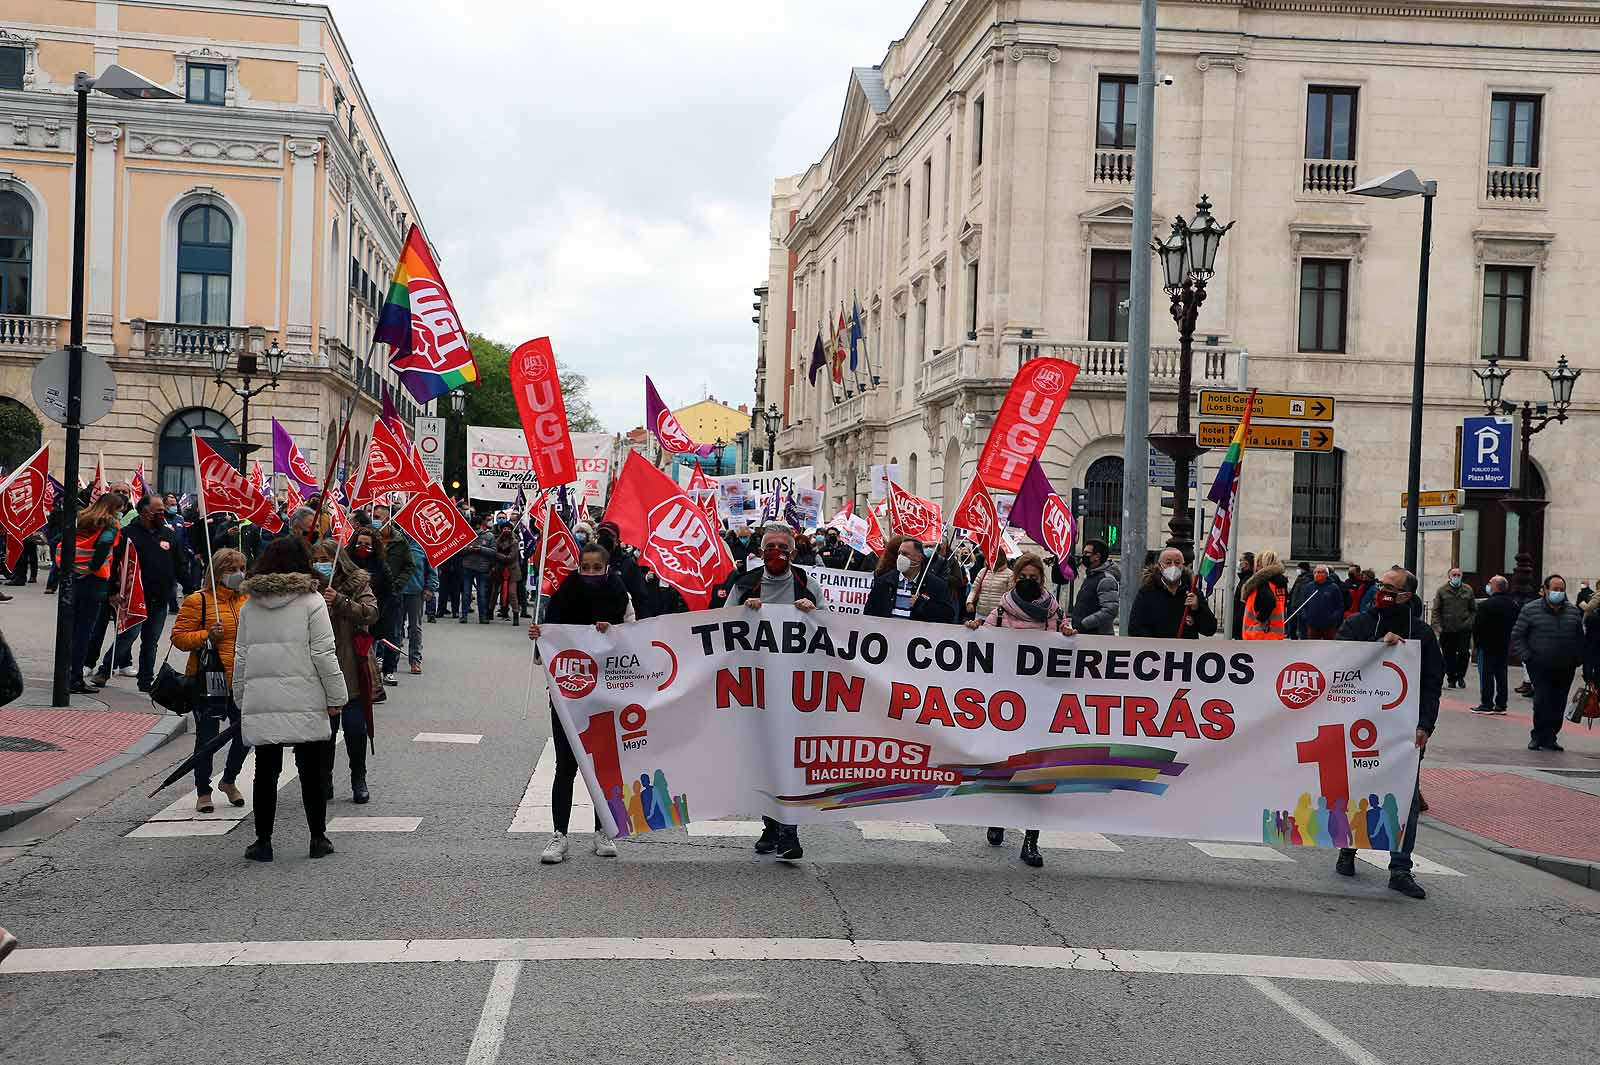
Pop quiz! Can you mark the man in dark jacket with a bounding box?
[96,495,181,691]
[818,527,853,569]
[1299,564,1348,640]
[1471,575,1518,714]
[595,520,645,608]
[1333,566,1442,900]
[459,518,499,624]
[1512,574,1584,752]
[634,564,689,618]
[1128,548,1216,639]
[1230,552,1256,639]
[1069,539,1119,635]
[1285,563,1313,639]
[724,523,758,569]
[864,537,955,623]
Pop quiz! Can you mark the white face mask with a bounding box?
[895,554,915,576]
[1162,565,1183,584]
[221,570,245,591]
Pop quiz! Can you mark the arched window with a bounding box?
[158,407,238,496]
[177,205,232,325]
[1083,456,1124,554]
[907,453,919,495]
[0,190,32,316]
[942,437,962,515]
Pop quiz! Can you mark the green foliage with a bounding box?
[0,400,42,473]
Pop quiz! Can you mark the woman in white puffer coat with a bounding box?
[233,536,349,863]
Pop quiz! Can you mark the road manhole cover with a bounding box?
[0,735,64,753]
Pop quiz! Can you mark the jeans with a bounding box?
[550,704,599,835]
[193,705,249,793]
[99,597,169,687]
[1339,765,1423,874]
[252,739,334,843]
[70,578,110,679]
[401,593,425,664]
[329,699,368,784]
[469,572,492,621]
[1439,630,1471,683]
[84,599,121,676]
[1479,649,1509,710]
[1526,663,1573,745]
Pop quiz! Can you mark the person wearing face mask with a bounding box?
[346,529,395,688]
[819,527,852,570]
[1512,574,1584,752]
[89,495,179,690]
[312,539,380,802]
[1430,568,1476,690]
[1333,566,1442,899]
[724,522,757,568]
[1128,547,1217,639]
[967,550,1015,624]
[1471,575,1517,714]
[65,495,124,693]
[459,517,499,624]
[1069,539,1119,636]
[1239,549,1288,641]
[1229,552,1256,639]
[1298,564,1348,641]
[171,548,251,813]
[527,544,634,865]
[595,520,646,607]
[865,537,956,623]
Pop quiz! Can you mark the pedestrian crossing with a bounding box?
[125,733,346,839]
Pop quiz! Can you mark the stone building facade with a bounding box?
[762,0,1600,589]
[0,0,434,496]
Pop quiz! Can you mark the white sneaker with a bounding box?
[115,666,138,677]
[593,834,618,858]
[540,832,569,864]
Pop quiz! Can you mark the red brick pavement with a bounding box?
[0,709,160,804]
[1421,766,1600,863]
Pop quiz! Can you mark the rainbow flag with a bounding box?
[1195,388,1257,596]
[375,224,479,402]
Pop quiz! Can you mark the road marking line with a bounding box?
[128,733,344,839]
[1035,831,1123,852]
[1189,842,1295,862]
[325,817,423,833]
[686,820,765,837]
[465,960,523,1065]
[1355,850,1464,877]
[122,820,238,838]
[509,738,592,833]
[856,821,950,843]
[413,732,483,744]
[1245,976,1387,1065]
[6,938,1598,998]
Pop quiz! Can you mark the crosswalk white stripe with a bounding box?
[127,732,344,839]
[1355,850,1464,876]
[686,820,765,837]
[1035,831,1123,852]
[508,738,592,834]
[326,817,423,833]
[855,821,950,843]
[413,732,483,744]
[1189,842,1295,862]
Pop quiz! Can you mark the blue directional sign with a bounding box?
[1460,416,1514,490]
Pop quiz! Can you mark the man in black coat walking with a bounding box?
[1512,574,1585,752]
[1471,575,1518,714]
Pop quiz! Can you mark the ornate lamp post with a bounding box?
[210,337,285,471]
[448,388,468,499]
[1474,355,1581,600]
[1147,195,1233,561]
[711,437,727,477]
[760,402,781,472]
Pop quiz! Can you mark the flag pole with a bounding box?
[191,435,219,604]
[533,489,554,624]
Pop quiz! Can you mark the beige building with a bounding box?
[0,0,434,496]
[762,0,1600,589]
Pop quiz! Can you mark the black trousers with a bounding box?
[252,739,335,842]
[550,704,599,835]
[1439,630,1471,683]
[1526,664,1573,745]
[1479,649,1509,710]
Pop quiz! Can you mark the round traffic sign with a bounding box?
[31,348,118,426]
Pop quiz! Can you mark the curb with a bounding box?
[0,712,190,832]
[1425,816,1599,891]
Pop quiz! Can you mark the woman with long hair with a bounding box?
[170,548,250,813]
[1240,548,1290,641]
[67,495,125,693]
[233,536,348,862]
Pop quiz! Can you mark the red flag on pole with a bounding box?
[603,452,733,609]
[0,445,50,570]
[360,415,432,498]
[509,337,575,488]
[950,474,1001,564]
[686,463,713,491]
[866,503,886,554]
[530,494,580,596]
[249,460,271,501]
[975,357,1078,492]
[328,496,354,547]
[115,546,148,634]
[193,436,284,532]
[89,454,106,501]
[130,462,148,501]
[284,481,304,514]
[392,481,475,566]
[886,481,943,542]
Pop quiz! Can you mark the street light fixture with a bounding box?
[52,65,181,706]
[1147,194,1234,560]
[712,436,727,477]
[210,336,285,471]
[448,388,468,499]
[1349,167,1437,576]
[1473,355,1582,598]
[760,402,781,472]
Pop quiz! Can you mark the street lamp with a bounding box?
[1147,194,1234,560]
[1349,167,1436,575]
[760,402,781,472]
[712,437,727,477]
[52,65,181,707]
[1473,354,1581,599]
[448,388,468,499]
[210,337,284,471]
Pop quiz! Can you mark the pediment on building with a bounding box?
[1473,227,1555,268]
[829,67,891,183]
[1079,199,1136,247]
[958,219,983,262]
[1288,220,1372,262]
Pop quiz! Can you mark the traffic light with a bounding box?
[1106,524,1119,548]
[1070,487,1086,519]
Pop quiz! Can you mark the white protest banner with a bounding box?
[841,513,870,554]
[541,610,1421,847]
[790,487,824,530]
[811,566,873,614]
[869,463,900,502]
[469,426,611,503]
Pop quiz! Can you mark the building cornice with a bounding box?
[1182,0,1600,24]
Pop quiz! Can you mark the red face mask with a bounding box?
[763,544,791,575]
[1313,572,1326,584]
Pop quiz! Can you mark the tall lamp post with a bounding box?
[1147,195,1233,561]
[711,437,727,477]
[448,388,468,499]
[1349,168,1436,576]
[52,65,181,707]
[1474,355,1580,600]
[210,337,285,471]
[760,403,780,472]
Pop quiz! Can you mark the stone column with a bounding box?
[285,138,321,356]
[85,124,120,354]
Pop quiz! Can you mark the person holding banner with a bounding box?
[527,542,633,865]
[99,495,182,692]
[865,538,955,623]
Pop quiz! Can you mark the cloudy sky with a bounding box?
[332,0,923,432]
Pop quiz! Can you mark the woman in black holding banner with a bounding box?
[527,542,632,866]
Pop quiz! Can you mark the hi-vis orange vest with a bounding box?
[1242,583,1287,640]
[67,526,120,580]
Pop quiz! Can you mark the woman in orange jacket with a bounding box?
[170,548,250,813]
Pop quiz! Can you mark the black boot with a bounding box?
[309,835,335,859]
[1335,849,1356,877]
[775,825,803,862]
[754,817,780,855]
[986,827,1005,847]
[348,735,369,804]
[1388,872,1426,899]
[244,839,274,862]
[1020,830,1043,868]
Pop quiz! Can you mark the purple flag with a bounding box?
[1006,459,1076,580]
[645,376,715,457]
[271,417,319,499]
[381,383,402,433]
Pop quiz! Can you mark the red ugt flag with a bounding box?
[887,481,943,543]
[530,495,580,596]
[603,452,732,609]
[950,474,1001,565]
[0,445,50,570]
[361,415,432,498]
[115,546,148,634]
[193,436,284,532]
[393,481,474,566]
[509,337,576,488]
[976,357,1078,492]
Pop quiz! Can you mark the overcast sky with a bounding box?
[332,1,923,432]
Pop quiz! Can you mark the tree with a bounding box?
[0,399,42,475]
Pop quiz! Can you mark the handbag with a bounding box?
[150,651,191,715]
[1570,683,1600,725]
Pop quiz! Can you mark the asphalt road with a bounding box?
[2,608,1597,1065]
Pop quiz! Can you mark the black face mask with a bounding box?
[1015,578,1043,602]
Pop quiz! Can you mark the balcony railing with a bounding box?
[919,343,982,398]
[1016,340,1238,390]
[137,321,251,360]
[1093,148,1135,186]
[1485,165,1541,203]
[1302,159,1358,196]
[323,336,355,378]
[0,314,64,352]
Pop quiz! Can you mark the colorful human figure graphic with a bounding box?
[1293,793,1316,846]
[1381,793,1402,848]
[1327,799,1352,849]
[1350,799,1372,849]
[673,792,690,826]
[1366,793,1390,851]
[1311,796,1332,848]
[607,785,631,837]
[625,779,648,833]
[640,774,667,830]
[1262,810,1277,844]
[652,770,677,827]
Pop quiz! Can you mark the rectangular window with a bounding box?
[1305,86,1358,160]
[0,47,24,91]
[903,181,912,234]
[1096,76,1138,150]
[1297,259,1348,353]
[922,158,933,219]
[1087,250,1131,342]
[186,62,227,106]
[1292,450,1344,561]
[1489,94,1541,167]
[1481,265,1532,360]
[973,97,985,167]
[916,300,927,364]
[966,259,980,337]
[942,135,952,223]
[898,313,909,388]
